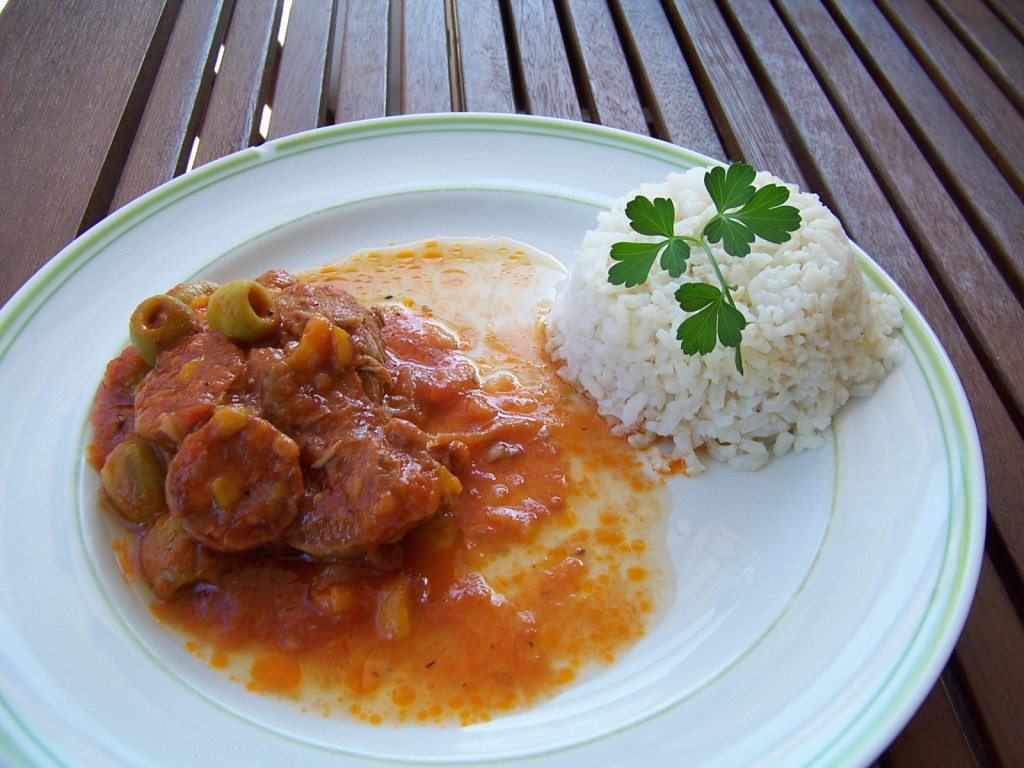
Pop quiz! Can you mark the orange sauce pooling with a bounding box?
[149,239,670,726]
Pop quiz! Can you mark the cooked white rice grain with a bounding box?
[544,167,904,474]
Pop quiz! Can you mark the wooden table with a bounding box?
[1,1,1021,766]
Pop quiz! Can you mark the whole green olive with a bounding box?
[129,294,200,366]
[99,437,168,525]
[206,279,280,342]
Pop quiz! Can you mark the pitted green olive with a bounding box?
[129,294,201,366]
[100,437,168,524]
[206,279,280,342]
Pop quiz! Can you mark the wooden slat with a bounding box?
[451,0,516,113]
[662,0,805,186]
[505,0,582,120]
[335,0,389,122]
[827,0,1024,295]
[0,0,172,306]
[400,0,452,113]
[770,1,1024,574]
[266,0,336,140]
[882,679,977,768]
[933,0,1024,111]
[611,0,724,159]
[191,0,281,167]
[875,0,1024,197]
[986,0,1024,32]
[560,0,648,134]
[950,555,1024,767]
[111,0,231,209]
[820,0,1024,436]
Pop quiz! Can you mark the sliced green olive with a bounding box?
[129,294,200,366]
[138,513,222,599]
[100,437,168,525]
[206,279,280,342]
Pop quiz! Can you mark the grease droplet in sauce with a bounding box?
[147,238,672,727]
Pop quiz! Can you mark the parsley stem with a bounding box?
[697,238,745,374]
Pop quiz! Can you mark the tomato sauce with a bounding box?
[96,239,670,727]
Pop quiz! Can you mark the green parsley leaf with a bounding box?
[704,163,800,258]
[674,281,722,312]
[677,305,719,356]
[732,183,801,244]
[608,241,663,286]
[624,196,675,236]
[606,162,801,374]
[675,283,747,350]
[704,163,756,212]
[659,238,691,278]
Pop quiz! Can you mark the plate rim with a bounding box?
[0,112,986,768]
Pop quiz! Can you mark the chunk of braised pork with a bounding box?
[88,344,151,466]
[273,281,391,402]
[282,411,462,559]
[165,406,304,552]
[133,332,245,445]
[245,343,463,560]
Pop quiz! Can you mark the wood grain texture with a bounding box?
[191,0,280,166]
[932,0,1024,112]
[827,0,1024,295]
[611,0,723,158]
[950,555,1024,767]
[335,0,389,122]
[506,0,582,120]
[821,0,1024,425]
[662,0,805,185]
[451,0,516,112]
[560,0,648,133]
[112,0,230,209]
[400,0,452,114]
[875,0,1024,197]
[881,678,978,768]
[0,0,172,305]
[266,0,336,139]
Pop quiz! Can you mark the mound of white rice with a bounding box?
[544,167,904,473]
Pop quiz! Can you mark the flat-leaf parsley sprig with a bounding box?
[607,162,801,374]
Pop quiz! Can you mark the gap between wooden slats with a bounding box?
[111,0,231,211]
[265,0,336,140]
[770,0,1024,600]
[189,0,281,167]
[450,0,516,112]
[930,0,1024,114]
[985,0,1024,34]
[662,0,808,186]
[79,0,185,227]
[874,0,1024,200]
[557,0,650,134]
[609,0,724,158]
[503,0,582,120]
[824,0,1024,306]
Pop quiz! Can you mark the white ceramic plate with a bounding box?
[0,114,984,768]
